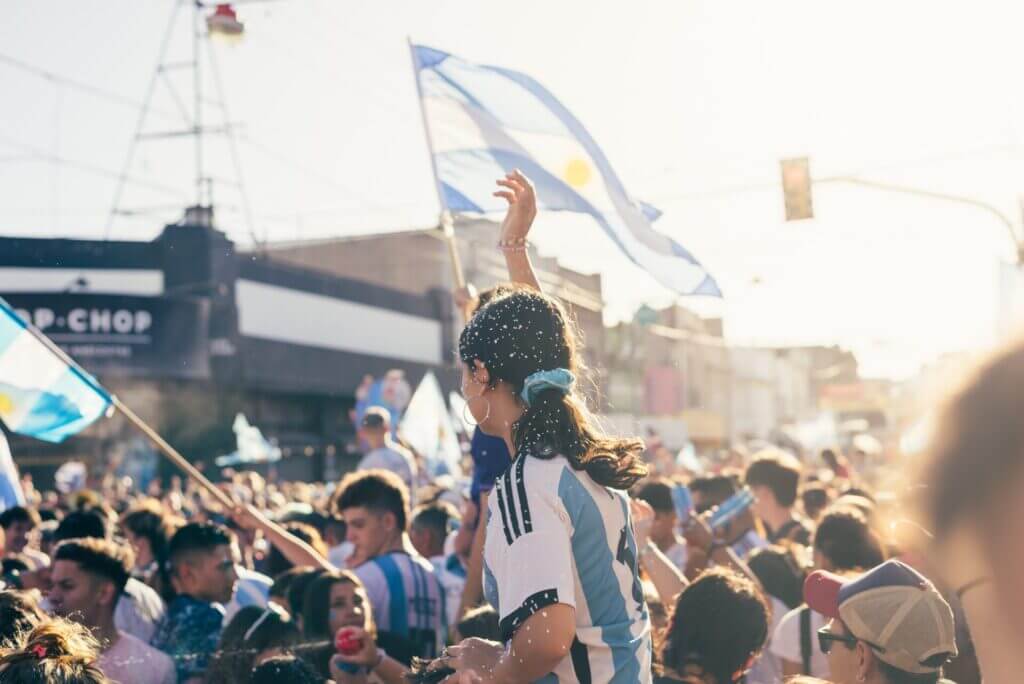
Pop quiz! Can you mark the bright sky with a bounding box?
[3,1,1024,379]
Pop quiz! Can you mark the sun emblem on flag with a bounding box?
[563,158,592,188]
[0,393,12,418]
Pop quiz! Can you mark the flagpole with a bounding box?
[113,397,234,510]
[4,302,234,510]
[407,38,467,294]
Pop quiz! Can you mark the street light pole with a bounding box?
[815,175,1024,264]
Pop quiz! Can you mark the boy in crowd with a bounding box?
[152,522,237,684]
[745,450,813,546]
[0,506,49,569]
[333,469,445,665]
[49,537,176,684]
[410,500,468,631]
[632,478,688,570]
[356,408,418,492]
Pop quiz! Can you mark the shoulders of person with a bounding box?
[110,631,175,664]
[166,595,224,622]
[124,577,165,608]
[769,604,806,657]
[22,547,49,569]
[236,566,273,590]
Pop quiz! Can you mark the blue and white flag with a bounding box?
[399,372,463,478]
[411,45,721,297]
[0,298,112,443]
[0,431,25,512]
[215,413,282,467]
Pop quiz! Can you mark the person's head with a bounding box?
[458,286,646,489]
[269,566,306,610]
[801,484,831,522]
[333,469,409,560]
[264,523,327,578]
[632,479,678,546]
[409,501,458,559]
[806,560,956,684]
[918,339,1024,637]
[745,449,802,517]
[48,538,133,628]
[822,448,840,469]
[813,508,886,572]
[301,570,372,640]
[746,544,808,610]
[456,604,500,642]
[322,515,347,548]
[0,590,47,647]
[205,604,301,684]
[167,522,237,604]
[249,656,321,684]
[0,507,41,553]
[661,567,769,684]
[120,499,175,570]
[53,509,109,543]
[285,568,325,629]
[689,475,738,514]
[359,407,391,449]
[0,618,109,683]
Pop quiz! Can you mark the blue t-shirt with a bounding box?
[151,594,224,682]
[470,428,512,505]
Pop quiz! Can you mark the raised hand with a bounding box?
[493,170,537,244]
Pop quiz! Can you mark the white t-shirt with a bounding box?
[771,604,829,679]
[746,596,787,684]
[99,631,177,684]
[358,445,417,490]
[664,540,687,571]
[484,454,652,684]
[431,552,467,629]
[114,578,165,644]
[21,547,50,570]
[328,541,355,568]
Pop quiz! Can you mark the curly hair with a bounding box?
[0,618,109,683]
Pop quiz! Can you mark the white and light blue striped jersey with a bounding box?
[483,454,653,684]
[354,551,447,663]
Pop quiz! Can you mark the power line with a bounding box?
[0,52,179,122]
[0,134,187,199]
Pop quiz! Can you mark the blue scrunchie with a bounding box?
[521,369,576,407]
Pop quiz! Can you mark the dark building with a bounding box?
[0,211,456,487]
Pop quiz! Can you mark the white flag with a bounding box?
[400,372,463,477]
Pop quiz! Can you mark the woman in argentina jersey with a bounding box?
[438,285,652,684]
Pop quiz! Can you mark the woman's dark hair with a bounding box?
[120,500,176,572]
[250,655,322,684]
[459,286,646,490]
[301,571,366,640]
[661,567,769,684]
[456,605,500,641]
[0,618,109,683]
[205,605,301,684]
[746,544,807,610]
[0,590,47,648]
[285,568,325,621]
[813,507,886,571]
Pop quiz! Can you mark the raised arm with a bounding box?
[231,503,334,573]
[493,170,542,292]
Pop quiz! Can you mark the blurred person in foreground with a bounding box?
[806,559,957,684]
[151,522,237,683]
[0,617,110,683]
[48,537,175,684]
[919,338,1024,681]
[0,588,47,647]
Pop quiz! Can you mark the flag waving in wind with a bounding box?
[0,298,111,443]
[411,44,720,297]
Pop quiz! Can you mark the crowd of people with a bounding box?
[0,172,1022,683]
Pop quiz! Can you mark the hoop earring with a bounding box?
[463,395,491,427]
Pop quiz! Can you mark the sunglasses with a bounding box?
[817,628,887,656]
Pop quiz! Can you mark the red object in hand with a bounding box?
[335,628,364,655]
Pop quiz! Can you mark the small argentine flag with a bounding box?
[411,45,720,297]
[0,298,111,443]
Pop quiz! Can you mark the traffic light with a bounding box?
[780,157,813,221]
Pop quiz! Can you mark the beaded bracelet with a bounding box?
[498,237,530,251]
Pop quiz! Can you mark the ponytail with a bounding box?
[514,388,646,490]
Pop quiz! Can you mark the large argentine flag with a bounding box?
[0,298,112,443]
[412,45,721,297]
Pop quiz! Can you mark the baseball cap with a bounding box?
[804,560,957,674]
[361,407,390,429]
